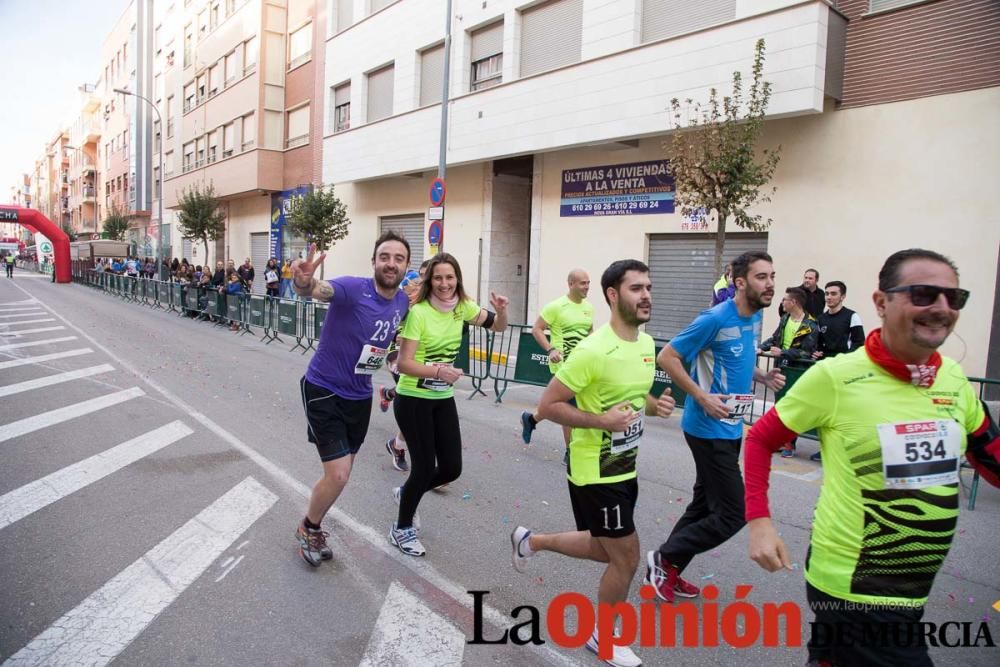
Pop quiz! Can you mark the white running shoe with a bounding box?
[585,632,642,667]
[389,523,426,557]
[392,486,420,530]
[510,526,533,573]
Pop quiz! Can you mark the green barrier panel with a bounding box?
[186,286,200,311]
[511,329,553,386]
[278,300,298,336]
[455,326,472,373]
[216,291,227,319]
[206,290,218,313]
[249,296,265,327]
[652,342,688,409]
[173,284,184,312]
[314,304,327,339]
[227,294,241,322]
[158,282,171,307]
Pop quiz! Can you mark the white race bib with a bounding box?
[417,363,452,391]
[610,415,643,454]
[354,345,388,375]
[877,420,961,490]
[721,393,755,425]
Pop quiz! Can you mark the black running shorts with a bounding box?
[300,377,372,461]
[568,478,638,538]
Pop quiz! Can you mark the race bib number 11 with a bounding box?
[877,420,961,490]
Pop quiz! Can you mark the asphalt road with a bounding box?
[1,273,997,666]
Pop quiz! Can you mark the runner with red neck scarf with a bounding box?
[744,248,1000,667]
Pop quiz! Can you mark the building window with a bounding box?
[337,0,353,32]
[196,137,206,167]
[166,96,175,136]
[288,23,312,69]
[370,0,393,14]
[223,123,235,157]
[419,43,445,106]
[210,2,220,30]
[208,130,219,163]
[331,82,351,133]
[869,0,927,12]
[640,0,736,44]
[244,36,258,75]
[286,104,310,148]
[469,21,503,91]
[196,73,207,102]
[153,167,161,199]
[183,24,193,68]
[224,52,237,84]
[366,63,394,123]
[519,0,583,78]
[154,121,161,154]
[209,65,221,96]
[182,142,194,172]
[198,9,208,40]
[241,113,256,150]
[226,0,235,15]
[183,82,195,112]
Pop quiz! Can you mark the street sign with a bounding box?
[429,178,446,207]
[428,206,444,220]
[39,241,54,254]
[428,220,443,247]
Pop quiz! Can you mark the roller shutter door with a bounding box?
[646,233,768,339]
[379,215,424,271]
[250,232,269,296]
[182,239,193,264]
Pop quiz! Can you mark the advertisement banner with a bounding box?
[270,185,313,261]
[560,160,674,217]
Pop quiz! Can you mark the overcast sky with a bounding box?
[0,0,129,200]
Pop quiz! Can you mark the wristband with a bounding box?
[435,366,441,379]
[547,348,556,355]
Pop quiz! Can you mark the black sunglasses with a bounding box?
[884,284,970,310]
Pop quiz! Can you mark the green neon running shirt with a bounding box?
[775,349,984,606]
[396,299,481,400]
[540,296,594,374]
[555,324,656,485]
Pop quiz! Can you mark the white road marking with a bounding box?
[0,387,145,444]
[0,311,44,318]
[0,365,115,398]
[0,336,78,353]
[359,581,466,667]
[9,281,582,667]
[0,349,94,370]
[4,476,277,666]
[213,555,245,582]
[0,326,66,338]
[0,319,56,327]
[0,421,194,530]
[0,307,44,313]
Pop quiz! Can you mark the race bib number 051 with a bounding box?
[610,415,643,454]
[877,420,961,490]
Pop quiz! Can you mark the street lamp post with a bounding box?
[114,87,164,280]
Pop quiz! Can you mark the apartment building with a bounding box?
[65,86,103,237]
[159,0,326,291]
[321,0,998,377]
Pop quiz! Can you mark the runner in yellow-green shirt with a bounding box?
[745,249,1000,666]
[520,269,594,447]
[510,259,675,667]
[390,253,509,557]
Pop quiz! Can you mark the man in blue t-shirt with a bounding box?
[646,251,786,603]
[291,232,411,567]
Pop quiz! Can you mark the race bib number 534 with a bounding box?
[877,420,961,490]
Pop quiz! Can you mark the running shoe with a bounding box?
[780,446,795,458]
[520,411,536,444]
[809,451,822,462]
[644,551,699,603]
[378,385,394,413]
[385,438,409,472]
[510,526,533,573]
[431,483,449,492]
[585,631,643,667]
[296,521,332,566]
[389,523,426,557]
[392,486,420,529]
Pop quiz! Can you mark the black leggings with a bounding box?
[393,395,462,529]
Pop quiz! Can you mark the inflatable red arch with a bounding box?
[0,206,71,283]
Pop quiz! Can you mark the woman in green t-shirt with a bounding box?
[390,253,509,557]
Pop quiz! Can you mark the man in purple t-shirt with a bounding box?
[292,232,411,566]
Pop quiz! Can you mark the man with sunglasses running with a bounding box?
[745,249,1000,666]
